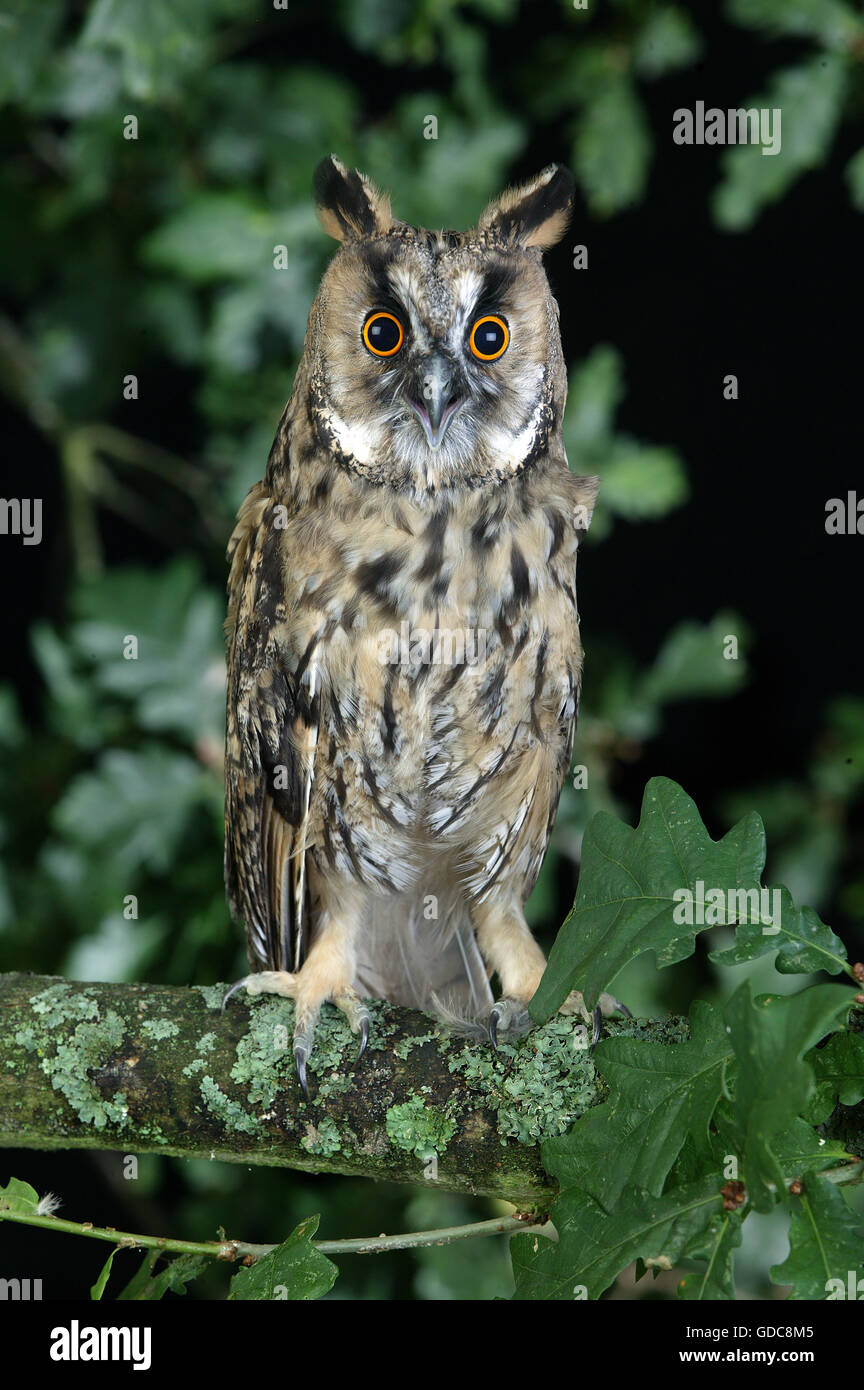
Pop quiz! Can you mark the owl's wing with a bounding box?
[224,480,320,973]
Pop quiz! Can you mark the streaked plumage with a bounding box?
[223,157,603,1082]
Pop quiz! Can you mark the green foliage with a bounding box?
[532,777,847,1021]
[675,1215,743,1300]
[812,1032,864,1110]
[118,1252,209,1301]
[726,0,863,47]
[227,1217,338,1301]
[574,77,652,218]
[724,984,855,1211]
[537,1003,730,1212]
[565,346,689,534]
[513,1177,726,1301]
[720,697,864,920]
[711,0,864,227]
[0,1175,42,1217]
[713,56,848,230]
[3,787,863,1302]
[771,1175,864,1300]
[514,783,862,1300]
[90,1246,118,1300]
[710,889,848,977]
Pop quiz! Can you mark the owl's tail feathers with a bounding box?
[427,992,489,1039]
[428,992,533,1044]
[353,893,493,1019]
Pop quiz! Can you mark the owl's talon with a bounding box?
[561,989,631,1025]
[222,970,299,1008]
[591,1004,602,1054]
[221,976,256,1011]
[293,1018,318,1099]
[487,998,532,1049]
[294,1043,310,1099]
[589,995,631,1054]
[331,989,371,1063]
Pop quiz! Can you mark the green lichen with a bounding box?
[18,984,131,1130]
[193,983,228,1012]
[615,1015,690,1046]
[393,1029,440,1059]
[227,995,401,1112]
[301,1116,343,1156]
[447,1014,689,1146]
[30,982,98,1026]
[183,1032,219,1079]
[199,1076,259,1134]
[315,1070,352,1101]
[448,1014,603,1145]
[141,1019,179,1040]
[230,999,296,1107]
[195,988,403,1121]
[386,1095,457,1159]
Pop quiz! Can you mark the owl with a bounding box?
[223,156,617,1093]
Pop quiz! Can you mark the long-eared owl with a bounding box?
[223,156,605,1088]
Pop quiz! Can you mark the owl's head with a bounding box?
[302,156,573,495]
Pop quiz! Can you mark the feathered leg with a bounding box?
[471,895,628,1047]
[224,881,368,1095]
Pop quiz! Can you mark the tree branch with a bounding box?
[0,1206,551,1261]
[0,972,567,1205]
[1,973,861,1208]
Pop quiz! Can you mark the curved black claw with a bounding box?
[221,978,249,1012]
[487,999,530,1051]
[294,1044,310,1099]
[590,1004,603,1054]
[611,996,633,1020]
[356,1013,370,1064]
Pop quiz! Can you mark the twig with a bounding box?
[0,1207,551,1263]
[314,1215,554,1254]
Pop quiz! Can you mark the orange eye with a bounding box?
[363,311,403,357]
[469,315,509,361]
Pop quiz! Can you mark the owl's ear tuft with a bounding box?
[313,156,392,242]
[478,164,574,250]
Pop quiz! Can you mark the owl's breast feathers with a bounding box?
[225,402,597,970]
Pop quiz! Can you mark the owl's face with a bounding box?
[305,158,573,494]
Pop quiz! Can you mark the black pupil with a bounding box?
[475,320,505,354]
[368,316,399,351]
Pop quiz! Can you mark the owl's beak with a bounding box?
[406,354,463,450]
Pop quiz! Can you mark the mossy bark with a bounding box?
[2,973,861,1208]
[0,972,569,1206]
